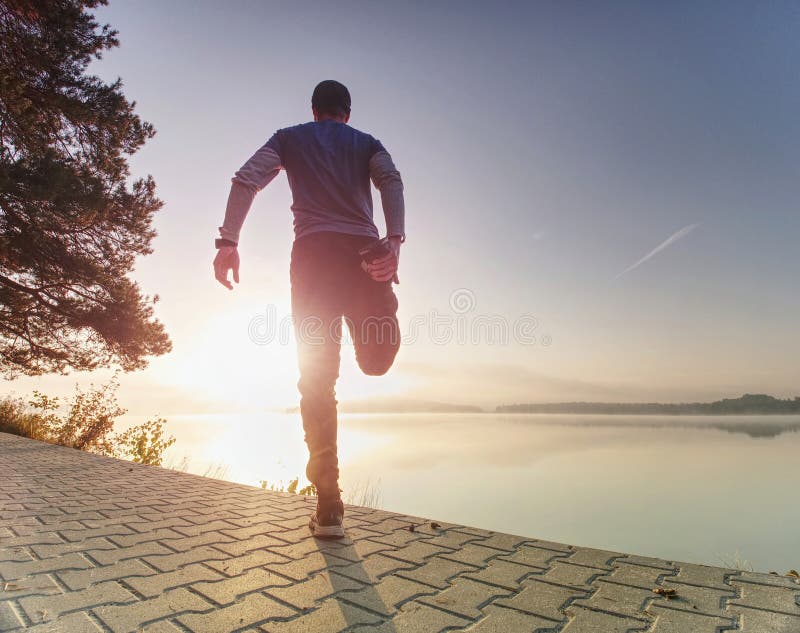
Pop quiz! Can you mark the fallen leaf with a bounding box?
[652,587,677,599]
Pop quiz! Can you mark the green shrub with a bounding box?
[0,375,174,466]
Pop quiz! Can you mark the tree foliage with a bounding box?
[0,0,170,377]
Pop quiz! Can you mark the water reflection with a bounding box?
[493,414,800,439]
[149,412,800,573]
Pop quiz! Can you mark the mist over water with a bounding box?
[144,412,800,573]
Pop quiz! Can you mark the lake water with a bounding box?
[148,412,800,573]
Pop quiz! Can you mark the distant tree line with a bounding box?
[496,394,800,415]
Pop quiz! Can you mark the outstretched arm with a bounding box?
[219,143,283,244]
[368,150,405,282]
[214,141,282,290]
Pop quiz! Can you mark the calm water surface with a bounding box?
[142,412,800,573]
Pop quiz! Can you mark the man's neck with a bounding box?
[315,115,347,124]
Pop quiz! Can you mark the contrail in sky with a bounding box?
[615,223,699,279]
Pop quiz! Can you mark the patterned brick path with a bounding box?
[1,432,798,632]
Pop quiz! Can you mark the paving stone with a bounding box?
[462,558,540,591]
[263,515,313,533]
[135,618,187,632]
[266,570,363,610]
[19,580,136,622]
[351,600,470,632]
[418,576,513,619]
[173,519,249,538]
[647,604,737,632]
[541,560,607,590]
[0,601,24,631]
[58,524,136,543]
[338,525,384,542]
[620,554,676,571]
[497,544,568,570]
[603,561,676,589]
[474,533,530,552]
[733,605,800,632]
[267,507,311,522]
[319,537,393,562]
[421,529,485,550]
[728,578,800,614]
[733,570,800,590]
[561,605,650,632]
[573,581,657,619]
[191,567,294,605]
[366,528,433,548]
[0,573,61,600]
[0,547,33,563]
[452,526,494,538]
[339,574,437,616]
[29,537,120,559]
[0,551,94,581]
[177,592,296,632]
[668,562,739,590]
[653,578,736,616]
[103,528,185,549]
[211,533,285,556]
[357,518,418,536]
[395,557,476,590]
[496,577,589,621]
[58,558,156,590]
[125,517,195,534]
[260,551,354,583]
[23,610,103,632]
[257,597,382,632]
[563,548,622,570]
[124,563,226,598]
[327,553,416,584]
[0,532,64,547]
[94,587,213,631]
[456,604,558,632]
[40,510,105,524]
[259,525,309,545]
[381,540,454,565]
[440,543,505,568]
[86,540,174,566]
[141,545,231,573]
[269,537,344,562]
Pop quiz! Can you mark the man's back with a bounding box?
[223,118,403,244]
[261,120,386,239]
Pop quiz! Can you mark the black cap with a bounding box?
[311,80,351,117]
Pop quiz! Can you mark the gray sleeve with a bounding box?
[369,150,405,240]
[218,144,282,243]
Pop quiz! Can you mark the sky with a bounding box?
[6,1,800,415]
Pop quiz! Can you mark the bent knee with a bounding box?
[362,365,390,377]
[357,350,398,376]
[359,359,392,376]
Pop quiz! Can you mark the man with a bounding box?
[213,80,404,538]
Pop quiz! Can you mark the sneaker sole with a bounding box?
[309,519,345,539]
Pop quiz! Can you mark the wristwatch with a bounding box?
[215,238,237,248]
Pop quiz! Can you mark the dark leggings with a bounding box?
[290,231,400,498]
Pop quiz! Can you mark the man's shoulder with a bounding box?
[277,122,384,153]
[280,121,375,137]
